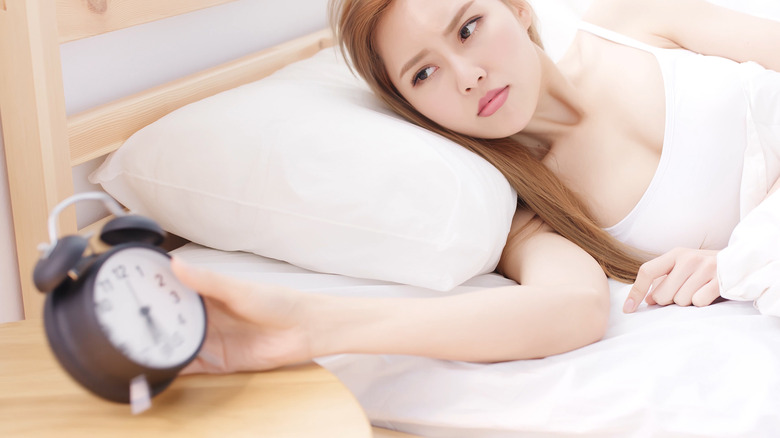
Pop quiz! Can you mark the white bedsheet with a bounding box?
[173,243,780,437]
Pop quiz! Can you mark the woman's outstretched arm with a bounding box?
[173,209,610,374]
[589,0,780,71]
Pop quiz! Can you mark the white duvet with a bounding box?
[173,244,780,437]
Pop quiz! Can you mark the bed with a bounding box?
[3,0,780,437]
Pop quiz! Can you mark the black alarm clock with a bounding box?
[34,192,206,406]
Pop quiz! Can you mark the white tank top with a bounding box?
[578,22,774,255]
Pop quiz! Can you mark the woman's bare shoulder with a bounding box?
[584,0,780,67]
[581,0,682,49]
[497,207,607,287]
[581,0,628,27]
[507,208,550,242]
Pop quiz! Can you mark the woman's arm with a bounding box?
[313,210,610,363]
[588,0,780,71]
[174,209,610,373]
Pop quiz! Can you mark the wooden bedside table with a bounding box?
[0,319,374,437]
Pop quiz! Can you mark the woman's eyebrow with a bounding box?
[398,1,475,80]
[443,1,475,36]
[400,49,430,80]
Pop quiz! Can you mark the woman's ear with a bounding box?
[505,0,534,30]
[517,3,534,30]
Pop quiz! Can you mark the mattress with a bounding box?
[172,243,780,437]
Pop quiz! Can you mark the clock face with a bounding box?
[92,247,206,369]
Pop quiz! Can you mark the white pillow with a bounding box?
[90,47,516,291]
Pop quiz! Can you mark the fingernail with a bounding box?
[171,256,194,274]
[170,256,184,268]
[623,298,635,313]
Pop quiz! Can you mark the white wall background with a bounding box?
[0,0,329,323]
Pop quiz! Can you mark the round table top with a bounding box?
[0,318,372,437]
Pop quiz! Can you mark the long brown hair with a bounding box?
[329,0,643,282]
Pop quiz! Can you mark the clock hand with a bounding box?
[125,278,144,308]
[141,309,178,358]
[140,306,163,345]
[125,281,162,345]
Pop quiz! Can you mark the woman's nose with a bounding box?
[452,58,486,94]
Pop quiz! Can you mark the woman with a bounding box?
[175,0,780,373]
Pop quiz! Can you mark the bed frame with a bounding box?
[0,0,332,320]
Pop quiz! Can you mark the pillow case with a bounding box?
[90,47,516,291]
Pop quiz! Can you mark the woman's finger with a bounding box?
[650,263,696,306]
[171,256,245,303]
[172,257,307,335]
[171,256,235,298]
[692,281,721,307]
[643,276,666,306]
[624,252,676,313]
[672,262,718,307]
[670,276,701,307]
[181,357,207,375]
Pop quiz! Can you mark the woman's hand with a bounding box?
[171,257,315,374]
[623,248,721,313]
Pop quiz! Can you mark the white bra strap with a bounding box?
[578,21,660,54]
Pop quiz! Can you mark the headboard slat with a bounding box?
[57,0,240,43]
[68,29,334,166]
[1,0,77,319]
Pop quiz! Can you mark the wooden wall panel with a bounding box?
[57,0,240,43]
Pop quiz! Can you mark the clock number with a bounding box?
[170,290,181,304]
[98,279,113,293]
[113,265,128,280]
[155,273,165,288]
[171,332,184,348]
[135,265,145,277]
[178,313,187,325]
[160,333,184,359]
[96,299,113,313]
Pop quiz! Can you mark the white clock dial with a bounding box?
[92,248,206,369]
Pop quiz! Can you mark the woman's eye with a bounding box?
[413,66,437,86]
[459,17,480,42]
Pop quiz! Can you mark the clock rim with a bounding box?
[42,243,206,403]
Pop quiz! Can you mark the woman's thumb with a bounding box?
[171,256,239,302]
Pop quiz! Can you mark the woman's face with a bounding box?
[376,0,541,139]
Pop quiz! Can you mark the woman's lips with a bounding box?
[478,86,509,117]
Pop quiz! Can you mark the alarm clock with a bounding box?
[34,192,207,404]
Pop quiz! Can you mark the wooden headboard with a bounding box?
[0,0,332,319]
